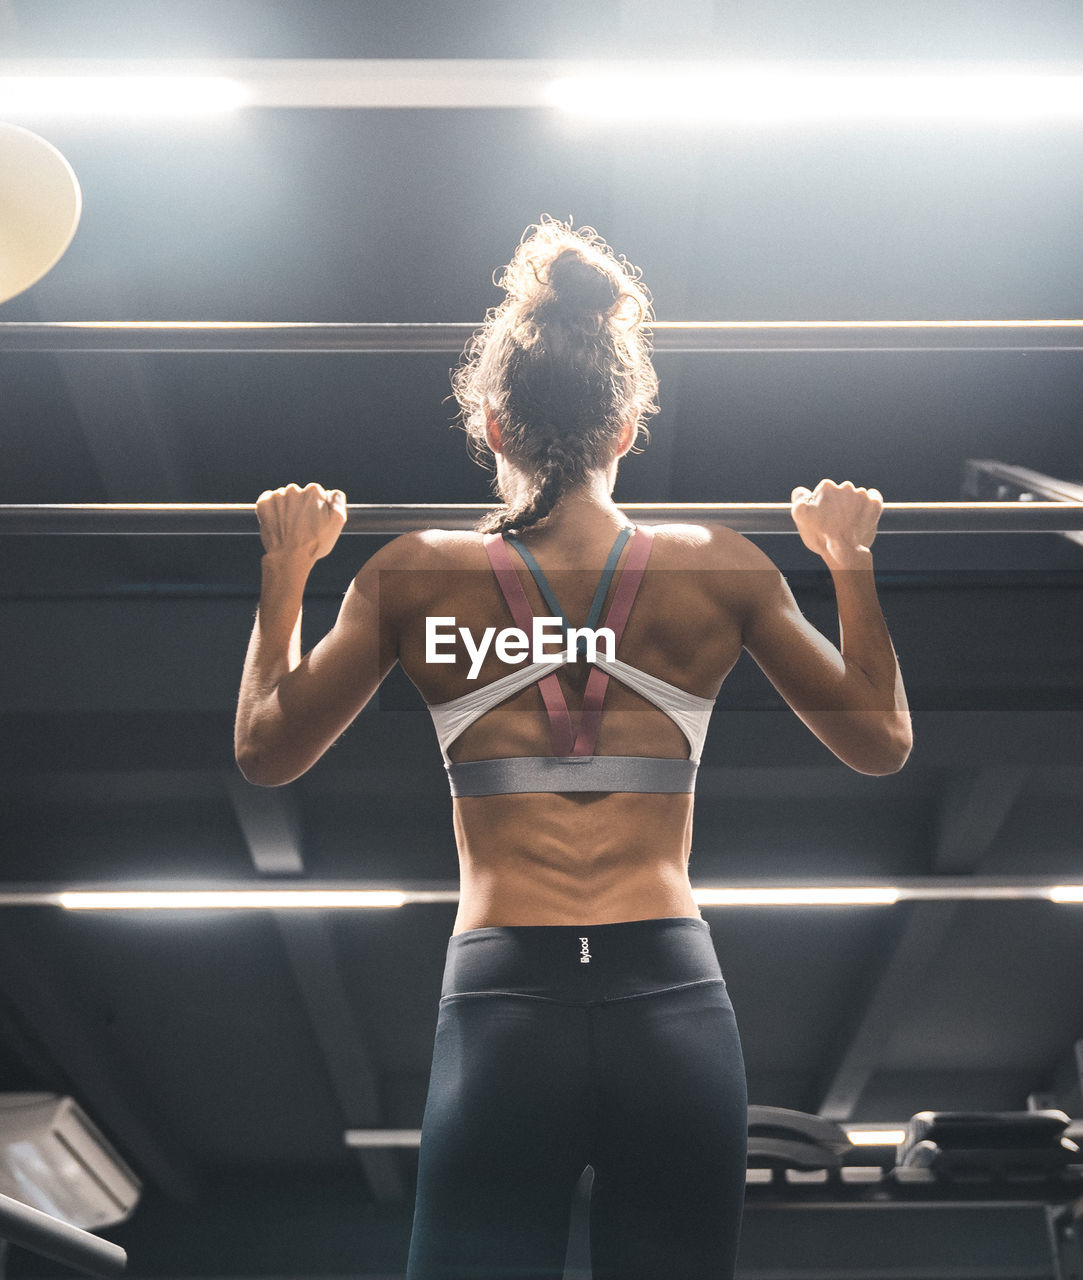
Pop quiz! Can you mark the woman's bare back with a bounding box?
[390,515,752,932]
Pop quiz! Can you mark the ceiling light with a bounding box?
[693,887,900,906]
[59,890,406,910]
[547,69,1083,124]
[845,1128,907,1146]
[344,1129,423,1148]
[18,882,1077,911]
[0,76,247,117]
[343,1127,913,1151]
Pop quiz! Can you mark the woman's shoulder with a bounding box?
[643,521,777,573]
[362,522,779,576]
[348,530,491,623]
[359,528,488,573]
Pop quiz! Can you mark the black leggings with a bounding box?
[406,917,747,1279]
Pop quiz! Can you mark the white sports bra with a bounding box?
[427,526,715,797]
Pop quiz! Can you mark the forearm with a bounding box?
[234,550,317,775]
[825,546,912,762]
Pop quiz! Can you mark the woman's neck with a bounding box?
[512,476,630,553]
[498,456,620,514]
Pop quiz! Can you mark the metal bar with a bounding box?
[2,321,1083,354]
[0,1190,127,1278]
[1,500,1082,536]
[964,460,1083,548]
[964,459,1083,504]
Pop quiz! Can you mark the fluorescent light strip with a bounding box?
[59,890,408,910]
[34,883,1083,910]
[648,319,1083,329]
[344,1127,909,1149]
[54,887,898,910]
[2,59,1083,121]
[344,1129,423,1148]
[548,70,1083,123]
[699,884,1083,905]
[845,1128,907,1146]
[0,76,247,117]
[696,887,899,906]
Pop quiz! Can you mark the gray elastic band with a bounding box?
[447,755,697,797]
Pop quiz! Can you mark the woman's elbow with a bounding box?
[852,722,913,776]
[235,748,281,788]
[234,738,299,788]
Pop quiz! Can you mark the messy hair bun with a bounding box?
[532,248,623,322]
[452,217,659,534]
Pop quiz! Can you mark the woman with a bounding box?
[235,219,912,1280]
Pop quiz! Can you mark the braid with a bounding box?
[477,439,582,535]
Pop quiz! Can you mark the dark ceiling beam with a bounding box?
[0,988,70,1095]
[932,767,1030,873]
[49,354,194,501]
[1037,1039,1083,1115]
[24,281,195,507]
[816,767,1029,1121]
[23,283,196,594]
[0,913,197,1202]
[227,778,406,1203]
[271,914,406,1203]
[227,775,305,876]
[4,709,1083,773]
[816,900,957,1123]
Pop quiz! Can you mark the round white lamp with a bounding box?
[0,123,82,304]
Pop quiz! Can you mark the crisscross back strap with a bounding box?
[483,532,574,755]
[572,525,654,755]
[484,526,655,759]
[505,526,632,645]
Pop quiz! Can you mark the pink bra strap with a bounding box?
[483,532,533,633]
[483,533,574,756]
[600,525,654,639]
[571,526,655,756]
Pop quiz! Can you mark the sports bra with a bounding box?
[427,525,716,797]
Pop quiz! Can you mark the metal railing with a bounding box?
[2,320,1083,354]
[0,499,1080,536]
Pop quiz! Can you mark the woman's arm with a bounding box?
[738,479,912,776]
[234,483,399,787]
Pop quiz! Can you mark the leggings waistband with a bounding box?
[441,916,723,1004]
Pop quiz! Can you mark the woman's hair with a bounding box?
[451,217,659,534]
